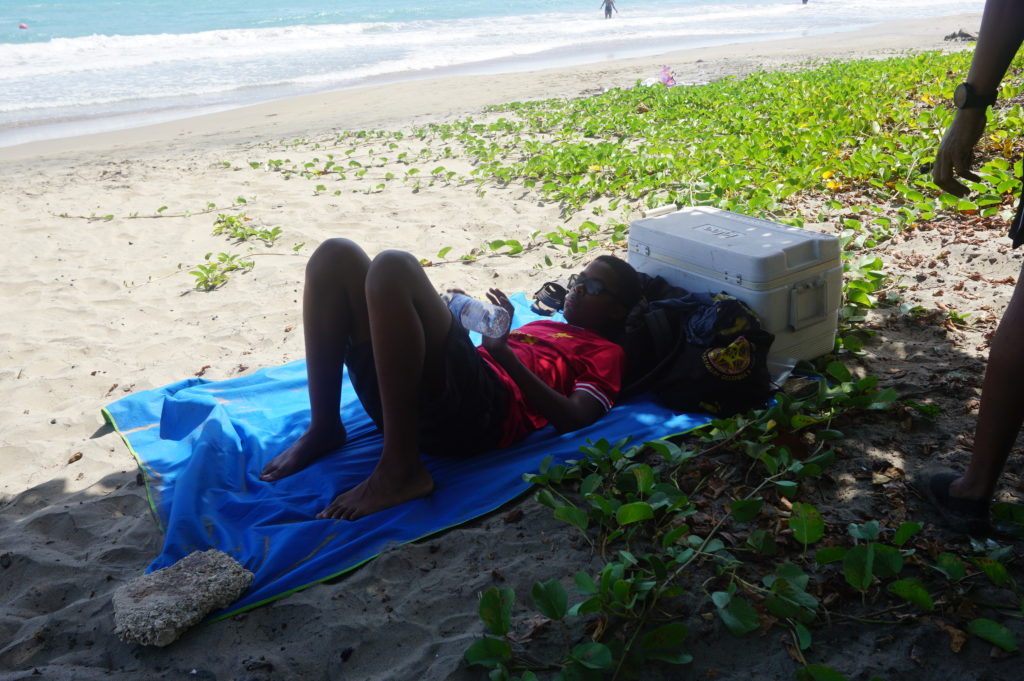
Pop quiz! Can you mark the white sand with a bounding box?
[0,14,986,680]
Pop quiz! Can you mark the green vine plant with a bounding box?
[464,362,1023,680]
[55,196,251,222]
[420,220,630,269]
[212,213,282,246]
[189,252,254,291]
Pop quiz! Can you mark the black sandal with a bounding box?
[919,471,990,535]
[531,281,567,316]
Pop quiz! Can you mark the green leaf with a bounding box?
[531,579,568,621]
[847,520,880,541]
[893,521,922,546]
[992,501,1024,526]
[715,594,760,636]
[464,637,512,669]
[843,543,875,591]
[826,361,852,383]
[645,649,694,665]
[579,473,603,495]
[478,587,515,636]
[872,544,904,578]
[815,546,847,564]
[746,529,777,555]
[934,553,966,581]
[730,498,763,522]
[789,502,825,545]
[711,590,731,609]
[789,413,819,430]
[774,479,798,497]
[568,596,602,616]
[794,622,812,650]
[967,618,1019,652]
[797,664,850,681]
[887,578,934,611]
[554,505,590,532]
[534,488,556,508]
[640,621,690,651]
[616,501,654,525]
[571,642,614,670]
[972,557,1010,587]
[574,571,597,595]
[662,524,689,548]
[631,464,655,495]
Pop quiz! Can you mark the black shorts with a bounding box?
[344,315,508,457]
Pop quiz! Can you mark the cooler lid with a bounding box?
[629,206,839,284]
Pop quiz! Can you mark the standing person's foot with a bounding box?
[918,471,990,535]
[260,426,347,481]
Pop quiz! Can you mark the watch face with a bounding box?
[954,83,969,108]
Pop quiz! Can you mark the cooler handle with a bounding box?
[788,277,827,331]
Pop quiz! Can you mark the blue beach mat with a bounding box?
[102,294,712,620]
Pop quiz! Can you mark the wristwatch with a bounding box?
[954,82,997,109]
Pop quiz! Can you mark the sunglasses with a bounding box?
[567,273,627,305]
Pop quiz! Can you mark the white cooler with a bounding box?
[628,206,841,364]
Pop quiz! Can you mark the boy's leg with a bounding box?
[318,249,453,520]
[950,263,1024,501]
[260,239,372,481]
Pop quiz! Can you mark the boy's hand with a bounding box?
[482,288,514,355]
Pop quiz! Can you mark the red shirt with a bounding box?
[478,320,626,446]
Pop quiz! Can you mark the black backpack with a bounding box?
[621,274,775,416]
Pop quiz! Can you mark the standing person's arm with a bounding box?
[933,0,1024,196]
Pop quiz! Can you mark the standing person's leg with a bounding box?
[951,263,1024,500]
[260,238,372,481]
[926,262,1024,531]
[317,250,454,520]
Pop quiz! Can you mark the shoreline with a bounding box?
[0,14,979,163]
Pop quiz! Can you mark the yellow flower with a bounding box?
[921,93,935,106]
[588,164,603,172]
[821,170,835,180]
[826,180,841,191]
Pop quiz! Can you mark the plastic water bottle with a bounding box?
[442,292,511,338]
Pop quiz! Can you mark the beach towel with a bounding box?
[102,294,712,621]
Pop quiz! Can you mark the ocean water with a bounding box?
[0,0,982,146]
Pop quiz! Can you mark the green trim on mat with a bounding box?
[101,407,166,534]
[204,425,708,623]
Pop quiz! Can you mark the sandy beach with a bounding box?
[8,12,1024,680]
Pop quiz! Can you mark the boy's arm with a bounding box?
[483,288,607,433]
[485,343,606,433]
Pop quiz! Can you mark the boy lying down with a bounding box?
[259,239,643,520]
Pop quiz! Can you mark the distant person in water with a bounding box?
[602,0,618,19]
[259,239,642,521]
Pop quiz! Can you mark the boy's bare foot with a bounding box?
[260,425,347,482]
[317,460,434,521]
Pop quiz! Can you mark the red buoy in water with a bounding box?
[18,23,28,29]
